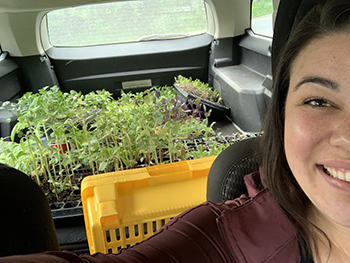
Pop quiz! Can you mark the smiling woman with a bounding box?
[4,0,350,262]
[285,33,350,261]
[262,1,350,261]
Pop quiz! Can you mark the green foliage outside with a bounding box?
[47,0,207,46]
[251,0,274,18]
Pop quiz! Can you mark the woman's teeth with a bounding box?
[323,165,350,182]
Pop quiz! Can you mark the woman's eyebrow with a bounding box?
[294,76,340,92]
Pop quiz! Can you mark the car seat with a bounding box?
[206,136,260,203]
[271,0,322,72]
[0,163,60,257]
[207,0,323,203]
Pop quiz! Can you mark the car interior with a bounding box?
[0,0,319,256]
[0,0,278,136]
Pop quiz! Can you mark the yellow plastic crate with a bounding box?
[81,156,216,254]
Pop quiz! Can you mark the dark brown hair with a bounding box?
[260,0,350,258]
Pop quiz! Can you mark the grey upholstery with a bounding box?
[206,136,260,203]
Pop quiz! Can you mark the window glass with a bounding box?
[251,0,273,37]
[46,0,207,47]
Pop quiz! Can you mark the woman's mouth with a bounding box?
[323,165,350,182]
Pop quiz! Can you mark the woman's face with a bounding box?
[285,33,350,228]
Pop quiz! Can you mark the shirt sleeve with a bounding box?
[0,202,235,263]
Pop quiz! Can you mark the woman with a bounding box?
[1,0,350,262]
[262,0,350,261]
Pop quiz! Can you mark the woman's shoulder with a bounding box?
[214,188,301,263]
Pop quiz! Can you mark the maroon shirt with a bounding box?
[0,173,300,263]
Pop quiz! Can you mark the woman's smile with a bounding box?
[317,163,350,193]
[323,165,350,182]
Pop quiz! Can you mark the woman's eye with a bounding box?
[304,98,331,107]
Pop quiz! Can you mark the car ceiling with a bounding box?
[0,0,280,14]
[0,0,117,13]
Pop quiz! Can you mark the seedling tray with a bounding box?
[173,83,230,116]
[50,134,251,219]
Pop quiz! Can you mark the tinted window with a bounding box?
[251,0,273,37]
[46,0,207,47]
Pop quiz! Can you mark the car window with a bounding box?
[251,0,273,37]
[46,0,208,47]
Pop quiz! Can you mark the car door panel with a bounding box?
[208,31,272,132]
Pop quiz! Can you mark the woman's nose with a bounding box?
[329,114,350,151]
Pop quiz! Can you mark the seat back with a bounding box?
[272,0,322,71]
[0,164,60,256]
[206,136,260,203]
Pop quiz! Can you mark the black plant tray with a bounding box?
[173,83,230,116]
[51,200,83,219]
[50,192,88,254]
[48,172,87,220]
[51,201,89,255]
